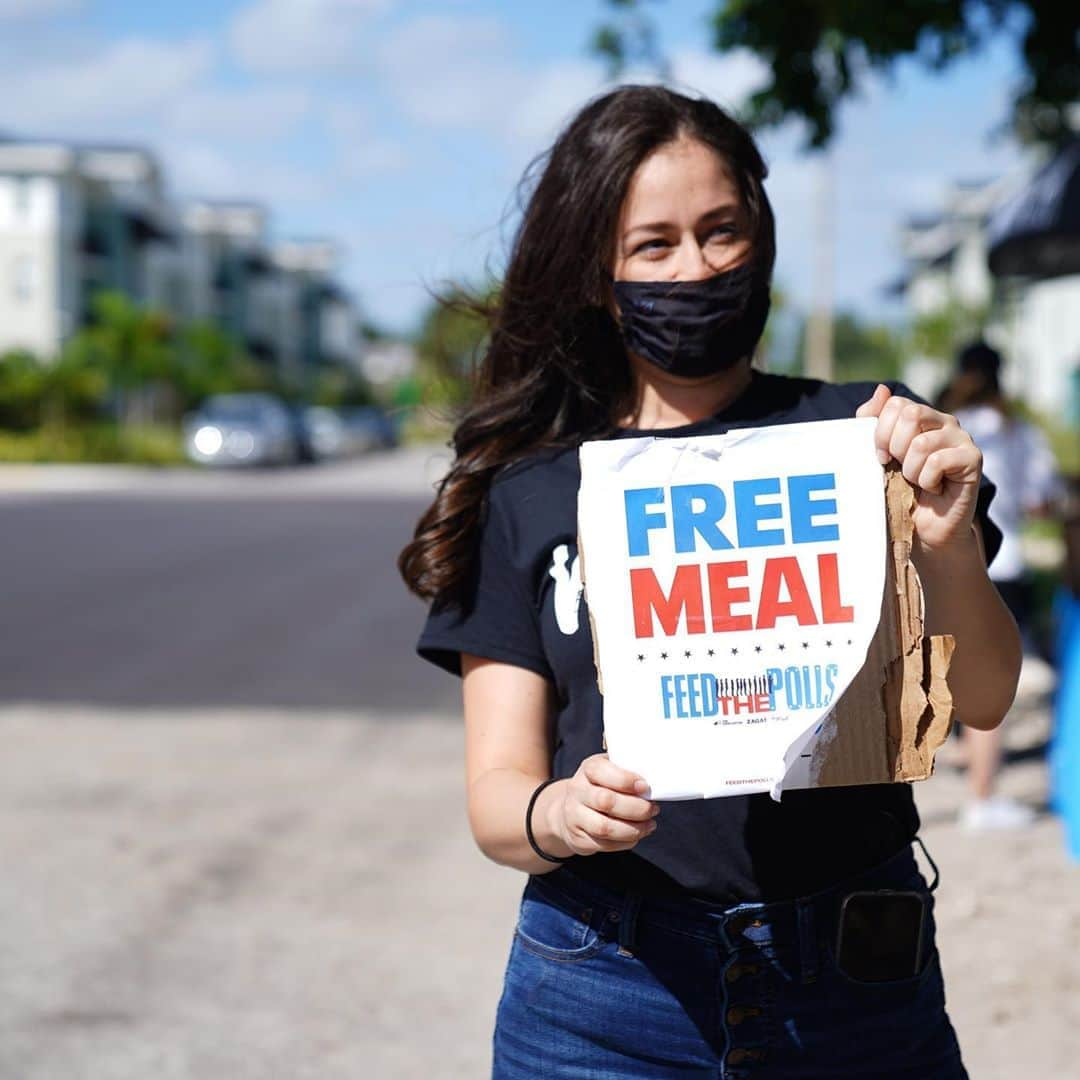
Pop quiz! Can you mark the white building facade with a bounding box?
[897,176,1080,423]
[0,139,362,388]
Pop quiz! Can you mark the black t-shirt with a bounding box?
[416,371,1002,904]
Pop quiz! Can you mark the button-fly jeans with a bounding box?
[492,843,967,1078]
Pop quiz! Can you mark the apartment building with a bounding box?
[0,139,361,385]
[0,141,172,358]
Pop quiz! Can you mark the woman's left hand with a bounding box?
[856,384,982,554]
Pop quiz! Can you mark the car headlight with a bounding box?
[226,430,257,458]
[193,425,223,455]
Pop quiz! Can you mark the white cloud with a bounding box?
[509,59,606,146]
[322,100,376,143]
[0,0,82,18]
[505,48,771,151]
[376,14,521,128]
[375,19,773,157]
[668,48,772,112]
[165,86,312,142]
[166,141,329,204]
[338,138,409,178]
[322,101,408,178]
[230,0,390,74]
[0,37,214,132]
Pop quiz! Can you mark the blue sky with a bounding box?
[0,0,1034,336]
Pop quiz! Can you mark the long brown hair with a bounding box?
[398,85,776,604]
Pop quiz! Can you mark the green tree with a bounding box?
[43,347,109,429]
[65,291,172,425]
[172,320,263,411]
[794,310,906,383]
[832,312,905,383]
[309,367,375,409]
[0,351,48,431]
[415,283,497,407]
[594,1,1078,148]
[0,349,107,432]
[910,299,990,362]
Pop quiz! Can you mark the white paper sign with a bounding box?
[577,417,886,801]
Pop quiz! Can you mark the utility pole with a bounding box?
[803,151,834,381]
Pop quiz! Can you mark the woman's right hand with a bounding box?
[548,754,661,856]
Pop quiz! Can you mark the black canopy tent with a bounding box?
[987,140,1080,279]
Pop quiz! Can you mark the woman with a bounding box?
[400,86,1021,1079]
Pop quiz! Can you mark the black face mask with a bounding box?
[611,262,771,378]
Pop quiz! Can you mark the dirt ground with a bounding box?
[910,685,1079,1079]
[0,684,1075,1079]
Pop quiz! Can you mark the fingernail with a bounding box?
[877,449,890,464]
[634,780,648,793]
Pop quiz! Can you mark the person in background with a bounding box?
[937,341,1062,830]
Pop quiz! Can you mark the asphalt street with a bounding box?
[0,457,456,714]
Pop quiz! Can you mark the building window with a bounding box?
[12,255,35,301]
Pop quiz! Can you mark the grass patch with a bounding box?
[0,423,186,465]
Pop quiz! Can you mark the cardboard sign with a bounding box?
[578,417,955,801]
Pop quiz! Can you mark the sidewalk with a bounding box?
[913,689,1079,1078]
[0,444,453,500]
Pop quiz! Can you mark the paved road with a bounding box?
[0,451,457,714]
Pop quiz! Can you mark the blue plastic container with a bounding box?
[1049,587,1080,860]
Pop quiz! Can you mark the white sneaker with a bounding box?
[960,796,1037,831]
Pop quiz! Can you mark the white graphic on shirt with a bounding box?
[548,543,583,636]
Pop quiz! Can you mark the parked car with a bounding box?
[342,406,399,452]
[299,406,352,461]
[183,393,298,467]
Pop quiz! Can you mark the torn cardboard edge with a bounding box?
[580,461,955,791]
[813,462,955,786]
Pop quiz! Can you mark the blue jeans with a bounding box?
[493,844,967,1078]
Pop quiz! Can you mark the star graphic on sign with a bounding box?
[802,642,810,649]
[754,644,762,653]
[684,649,692,659]
[730,648,738,656]
[707,649,715,657]
[847,639,853,645]
[660,651,668,660]
[637,654,645,662]
[825,640,832,648]
[778,643,786,652]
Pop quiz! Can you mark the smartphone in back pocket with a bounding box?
[835,889,928,982]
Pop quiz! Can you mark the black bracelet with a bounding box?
[526,778,573,864]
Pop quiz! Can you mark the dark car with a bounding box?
[343,406,399,451]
